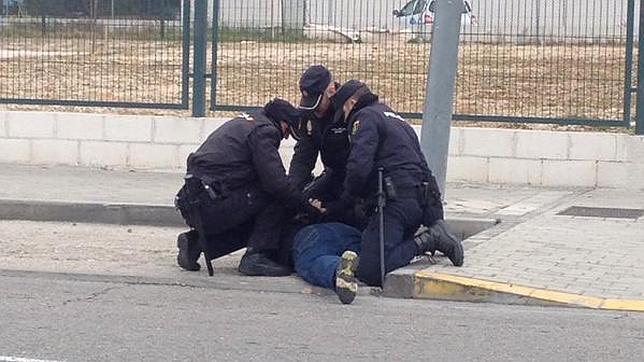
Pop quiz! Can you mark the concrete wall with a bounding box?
[1,111,642,189]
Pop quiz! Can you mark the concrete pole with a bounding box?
[637,0,644,135]
[192,0,208,117]
[420,0,463,198]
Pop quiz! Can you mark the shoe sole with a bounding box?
[336,251,359,305]
[177,234,201,272]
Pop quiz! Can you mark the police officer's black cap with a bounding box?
[299,65,332,111]
[332,80,368,110]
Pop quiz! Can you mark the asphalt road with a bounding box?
[1,272,643,362]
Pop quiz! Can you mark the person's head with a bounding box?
[263,98,302,140]
[331,80,372,121]
[298,65,337,118]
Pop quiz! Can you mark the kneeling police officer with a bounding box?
[175,99,321,277]
[327,80,464,288]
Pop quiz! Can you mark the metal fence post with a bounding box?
[535,0,541,44]
[625,0,635,128]
[210,0,221,111]
[420,0,463,197]
[192,0,208,117]
[637,0,644,135]
[181,0,191,108]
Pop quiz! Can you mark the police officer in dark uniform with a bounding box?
[275,66,362,270]
[327,80,464,287]
[290,65,350,206]
[174,99,321,277]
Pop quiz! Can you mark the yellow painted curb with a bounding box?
[601,299,644,312]
[415,271,644,312]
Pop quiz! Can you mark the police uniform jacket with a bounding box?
[343,98,431,200]
[187,110,305,209]
[289,109,351,193]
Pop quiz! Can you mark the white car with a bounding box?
[393,0,477,28]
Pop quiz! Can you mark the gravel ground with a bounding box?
[0,37,630,125]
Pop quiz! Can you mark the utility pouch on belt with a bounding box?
[422,181,431,206]
[421,175,444,226]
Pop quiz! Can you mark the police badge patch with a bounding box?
[352,120,361,136]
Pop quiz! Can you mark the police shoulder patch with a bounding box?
[239,112,254,122]
[352,120,361,136]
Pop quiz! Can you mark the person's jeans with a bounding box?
[293,223,362,289]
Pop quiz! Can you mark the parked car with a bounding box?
[393,0,477,28]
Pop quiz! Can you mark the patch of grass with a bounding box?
[217,27,312,43]
[0,22,183,41]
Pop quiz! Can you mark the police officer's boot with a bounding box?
[335,250,359,305]
[414,220,464,267]
[238,248,291,277]
[177,230,201,271]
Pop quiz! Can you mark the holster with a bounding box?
[174,174,218,276]
[175,174,222,228]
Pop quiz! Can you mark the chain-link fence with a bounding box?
[211,0,636,126]
[0,0,638,126]
[0,0,189,108]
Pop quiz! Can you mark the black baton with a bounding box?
[377,167,386,287]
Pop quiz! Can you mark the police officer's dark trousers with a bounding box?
[182,182,286,260]
[357,193,424,287]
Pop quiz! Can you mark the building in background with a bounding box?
[206,0,635,44]
[1,0,23,16]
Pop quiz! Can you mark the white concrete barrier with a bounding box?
[1,111,643,189]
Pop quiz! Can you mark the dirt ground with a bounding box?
[0,37,632,126]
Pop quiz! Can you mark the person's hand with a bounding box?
[323,198,350,217]
[309,198,327,214]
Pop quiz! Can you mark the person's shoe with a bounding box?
[177,230,201,271]
[238,251,291,277]
[414,220,464,267]
[335,251,359,305]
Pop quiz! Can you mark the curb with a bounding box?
[405,271,644,312]
[0,198,183,227]
[0,198,497,235]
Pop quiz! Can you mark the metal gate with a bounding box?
[0,0,190,109]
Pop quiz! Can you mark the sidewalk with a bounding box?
[388,189,644,312]
[0,164,643,311]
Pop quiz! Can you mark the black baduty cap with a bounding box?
[331,80,369,110]
[263,98,303,140]
[299,65,332,110]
